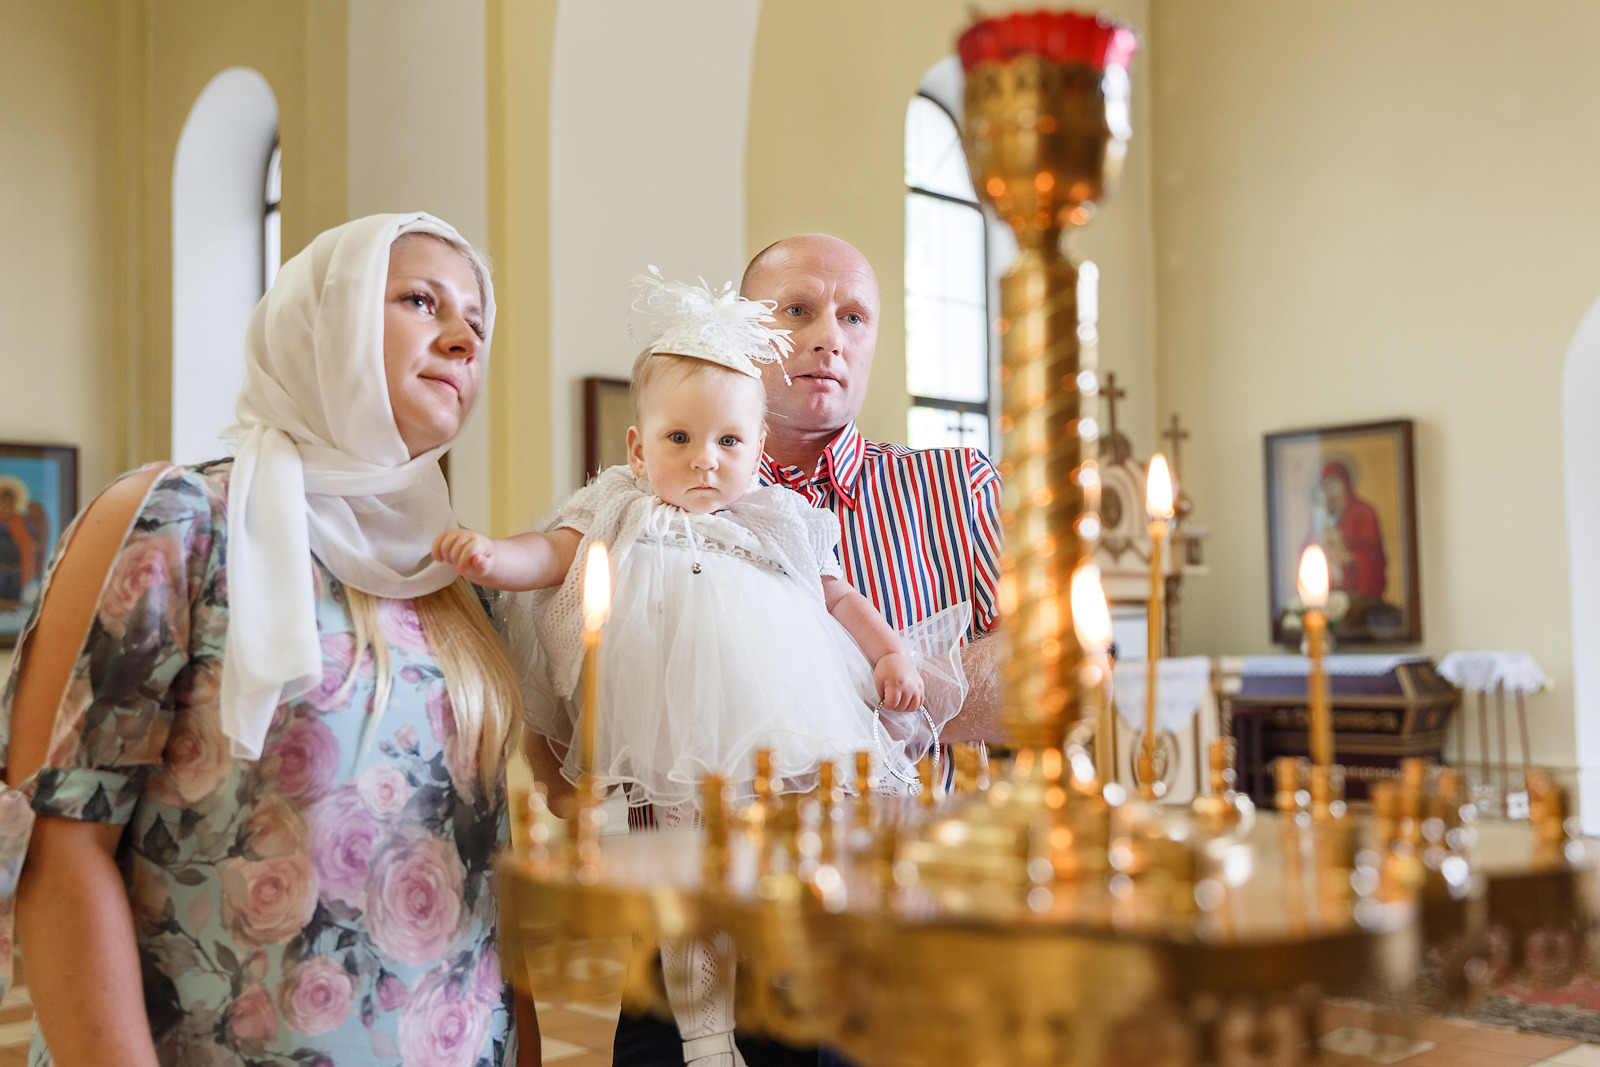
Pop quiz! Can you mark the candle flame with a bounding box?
[1070,564,1113,651]
[1297,545,1329,610]
[1145,453,1174,521]
[582,543,611,633]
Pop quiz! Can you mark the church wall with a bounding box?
[348,0,493,534]
[485,0,558,536]
[546,0,764,504]
[115,0,349,469]
[744,0,1157,457]
[0,0,118,499]
[1150,0,1600,771]
[0,1,119,677]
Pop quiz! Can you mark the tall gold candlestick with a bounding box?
[1297,545,1333,768]
[1139,453,1174,798]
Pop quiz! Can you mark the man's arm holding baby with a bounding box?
[821,576,923,712]
[944,634,1005,743]
[433,526,583,591]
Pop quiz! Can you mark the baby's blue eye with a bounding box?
[720,435,739,447]
[669,432,688,444]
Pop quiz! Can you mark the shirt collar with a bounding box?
[760,422,866,509]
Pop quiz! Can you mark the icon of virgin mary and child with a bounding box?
[1305,460,1403,637]
[0,479,48,614]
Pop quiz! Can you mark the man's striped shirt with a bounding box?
[758,422,1003,641]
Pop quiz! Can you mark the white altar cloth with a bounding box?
[1113,656,1213,733]
[1238,654,1428,678]
[1437,651,1549,696]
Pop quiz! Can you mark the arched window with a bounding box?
[904,90,991,452]
[263,140,282,291]
[171,67,279,465]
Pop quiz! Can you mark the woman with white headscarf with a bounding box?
[0,214,537,1066]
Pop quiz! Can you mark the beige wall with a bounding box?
[0,1,118,676]
[548,0,763,503]
[0,1,117,497]
[118,0,348,468]
[486,0,558,535]
[1150,0,1600,765]
[349,0,493,533]
[747,0,1157,454]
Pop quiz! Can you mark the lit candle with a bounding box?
[1070,564,1113,785]
[1297,544,1333,768]
[1140,453,1174,798]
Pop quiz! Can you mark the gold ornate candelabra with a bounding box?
[494,11,1600,1067]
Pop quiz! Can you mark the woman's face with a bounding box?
[383,234,486,457]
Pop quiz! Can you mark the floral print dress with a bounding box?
[0,462,513,1067]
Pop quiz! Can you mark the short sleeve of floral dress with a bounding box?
[0,461,513,1067]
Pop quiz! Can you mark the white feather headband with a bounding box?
[631,266,794,382]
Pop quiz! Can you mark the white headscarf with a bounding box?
[220,212,494,759]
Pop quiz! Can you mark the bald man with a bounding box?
[744,234,1005,743]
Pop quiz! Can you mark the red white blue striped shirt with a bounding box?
[758,422,1003,641]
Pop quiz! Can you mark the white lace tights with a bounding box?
[655,803,744,1067]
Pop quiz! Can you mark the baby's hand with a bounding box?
[874,652,924,712]
[433,528,495,579]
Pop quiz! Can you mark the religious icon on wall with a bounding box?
[0,443,78,648]
[583,377,633,482]
[1264,420,1420,645]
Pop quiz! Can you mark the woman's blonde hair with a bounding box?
[338,579,521,797]
[315,229,517,797]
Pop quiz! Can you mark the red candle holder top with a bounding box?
[957,9,1138,73]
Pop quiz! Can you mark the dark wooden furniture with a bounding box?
[1231,657,1459,805]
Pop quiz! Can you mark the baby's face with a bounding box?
[628,365,767,514]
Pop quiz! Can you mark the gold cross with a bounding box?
[1102,371,1128,444]
[1161,412,1190,482]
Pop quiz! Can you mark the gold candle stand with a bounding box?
[491,14,1600,1066]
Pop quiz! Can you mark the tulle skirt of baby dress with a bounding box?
[510,541,971,809]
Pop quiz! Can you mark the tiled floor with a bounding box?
[535,998,621,1065]
[0,980,31,1067]
[529,999,1600,1066]
[4,983,1600,1065]
[1314,1002,1600,1067]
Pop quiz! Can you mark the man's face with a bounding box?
[743,237,880,443]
